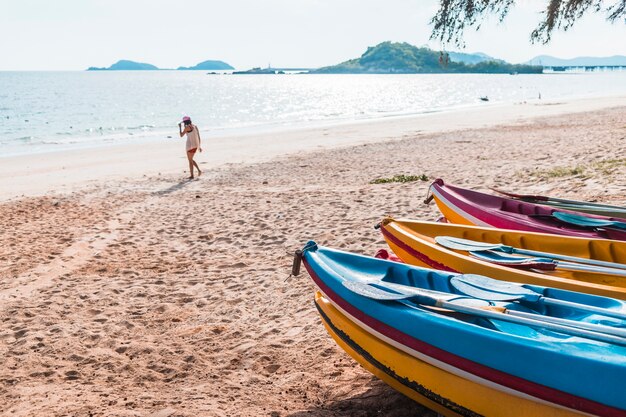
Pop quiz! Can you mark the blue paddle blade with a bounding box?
[451,274,541,302]
[553,211,626,230]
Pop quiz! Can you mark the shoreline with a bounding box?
[1,94,625,202]
[2,87,624,160]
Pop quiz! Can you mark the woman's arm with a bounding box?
[178,123,185,138]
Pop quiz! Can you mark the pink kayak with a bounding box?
[426,179,626,241]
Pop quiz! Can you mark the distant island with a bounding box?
[312,42,542,74]
[87,59,233,71]
[177,60,234,70]
[88,60,159,71]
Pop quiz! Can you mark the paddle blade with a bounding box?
[553,211,626,230]
[451,274,541,302]
[341,280,411,300]
[342,280,492,310]
[469,251,557,271]
[435,236,502,252]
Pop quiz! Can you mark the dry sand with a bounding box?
[0,102,625,417]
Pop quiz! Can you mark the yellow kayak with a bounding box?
[315,292,591,417]
[379,217,626,300]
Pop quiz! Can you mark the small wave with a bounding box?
[127,124,156,130]
[40,140,79,145]
[15,136,35,142]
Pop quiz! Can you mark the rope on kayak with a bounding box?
[423,185,434,204]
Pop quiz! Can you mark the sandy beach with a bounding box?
[1,98,625,417]
[1,95,625,202]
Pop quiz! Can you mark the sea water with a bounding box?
[1,71,625,157]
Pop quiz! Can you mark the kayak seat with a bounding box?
[500,199,555,217]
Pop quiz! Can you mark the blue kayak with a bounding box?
[301,241,626,417]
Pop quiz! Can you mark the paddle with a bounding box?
[347,279,626,337]
[434,236,626,272]
[552,211,626,230]
[469,251,557,270]
[469,250,626,277]
[364,280,626,337]
[490,187,549,202]
[490,187,626,213]
[450,274,626,321]
[342,280,626,345]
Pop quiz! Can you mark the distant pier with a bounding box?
[544,65,626,72]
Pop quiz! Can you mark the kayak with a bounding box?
[378,218,626,299]
[302,242,626,417]
[427,179,626,241]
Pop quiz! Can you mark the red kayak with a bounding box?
[426,179,626,241]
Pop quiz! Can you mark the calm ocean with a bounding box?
[1,71,625,157]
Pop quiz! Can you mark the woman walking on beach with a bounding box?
[178,116,202,179]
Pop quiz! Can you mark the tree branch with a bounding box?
[430,0,626,46]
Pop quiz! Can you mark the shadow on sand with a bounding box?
[153,178,194,196]
[286,383,437,417]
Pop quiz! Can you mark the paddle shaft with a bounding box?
[511,247,626,272]
[550,260,626,277]
[502,308,626,338]
[365,281,626,340]
[469,250,626,277]
[430,298,626,346]
[491,188,626,212]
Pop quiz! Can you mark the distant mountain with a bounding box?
[177,60,234,70]
[448,51,504,65]
[313,42,542,74]
[87,60,159,71]
[526,55,626,66]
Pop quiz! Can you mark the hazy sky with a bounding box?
[1,0,624,70]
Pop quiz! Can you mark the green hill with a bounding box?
[177,60,234,70]
[313,42,542,74]
[87,60,159,71]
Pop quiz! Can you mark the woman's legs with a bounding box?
[192,159,201,176]
[187,151,196,179]
[186,150,202,178]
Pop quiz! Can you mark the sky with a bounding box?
[0,0,624,70]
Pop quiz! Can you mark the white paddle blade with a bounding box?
[451,274,541,302]
[342,280,411,300]
[435,236,505,252]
